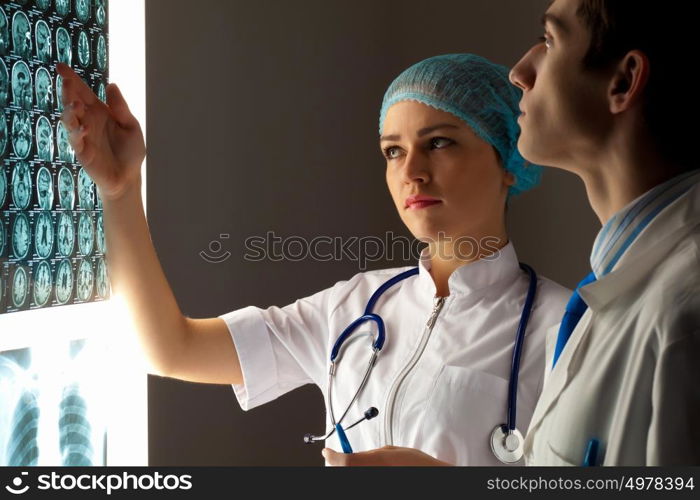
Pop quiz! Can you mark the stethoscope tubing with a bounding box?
[507,263,537,432]
[327,267,419,429]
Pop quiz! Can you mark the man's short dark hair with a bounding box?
[576,1,693,170]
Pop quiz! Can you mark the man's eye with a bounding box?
[538,35,553,50]
[430,137,453,149]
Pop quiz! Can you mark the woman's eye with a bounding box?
[383,146,402,159]
[430,137,453,149]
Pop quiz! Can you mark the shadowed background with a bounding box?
[144,0,599,465]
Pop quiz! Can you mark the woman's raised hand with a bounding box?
[57,63,146,202]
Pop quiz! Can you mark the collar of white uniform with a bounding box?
[580,170,700,311]
[416,241,521,296]
[590,168,700,279]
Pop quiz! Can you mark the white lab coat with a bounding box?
[524,180,700,465]
[220,243,569,465]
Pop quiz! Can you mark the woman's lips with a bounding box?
[408,200,441,209]
[405,195,442,209]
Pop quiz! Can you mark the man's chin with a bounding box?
[517,137,557,168]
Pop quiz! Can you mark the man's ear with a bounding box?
[503,170,516,187]
[609,50,650,114]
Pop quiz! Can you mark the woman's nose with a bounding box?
[402,150,430,184]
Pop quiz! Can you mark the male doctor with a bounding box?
[509,0,700,464]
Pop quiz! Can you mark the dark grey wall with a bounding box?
[144,0,599,465]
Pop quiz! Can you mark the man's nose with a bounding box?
[509,45,541,92]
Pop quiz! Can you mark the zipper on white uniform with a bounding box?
[383,295,446,445]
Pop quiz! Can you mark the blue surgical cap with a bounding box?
[379,54,541,196]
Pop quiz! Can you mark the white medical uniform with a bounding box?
[525,175,700,465]
[219,243,569,465]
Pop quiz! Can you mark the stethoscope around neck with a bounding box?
[304,263,538,464]
[304,268,416,450]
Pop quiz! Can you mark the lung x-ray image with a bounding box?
[0,340,108,466]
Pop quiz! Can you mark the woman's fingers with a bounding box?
[57,63,98,106]
[66,121,86,151]
[61,109,79,131]
[62,99,91,131]
[61,102,83,131]
[69,99,87,120]
[105,83,135,126]
[70,135,85,155]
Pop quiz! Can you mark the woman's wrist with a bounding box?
[98,176,143,205]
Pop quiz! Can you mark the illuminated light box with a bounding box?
[0,0,147,466]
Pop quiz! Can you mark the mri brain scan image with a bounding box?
[55,259,73,304]
[96,81,106,102]
[0,113,7,156]
[56,27,71,66]
[12,111,32,159]
[95,213,105,254]
[12,266,29,308]
[12,12,31,59]
[0,59,8,106]
[76,258,94,301]
[36,166,54,210]
[35,20,51,63]
[96,257,108,299]
[36,0,52,12]
[36,116,54,162]
[57,167,75,209]
[35,67,53,112]
[57,212,75,258]
[12,213,31,260]
[78,212,94,256]
[0,8,8,55]
[78,168,95,210]
[56,0,71,18]
[76,0,90,23]
[12,162,32,210]
[33,260,53,307]
[0,219,5,256]
[12,60,32,109]
[34,211,54,259]
[96,0,106,26]
[56,74,64,112]
[0,167,7,208]
[77,31,90,67]
[1,0,108,314]
[96,35,106,71]
[56,121,74,162]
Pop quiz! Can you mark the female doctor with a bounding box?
[58,54,569,466]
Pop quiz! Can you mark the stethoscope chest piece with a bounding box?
[490,424,524,463]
